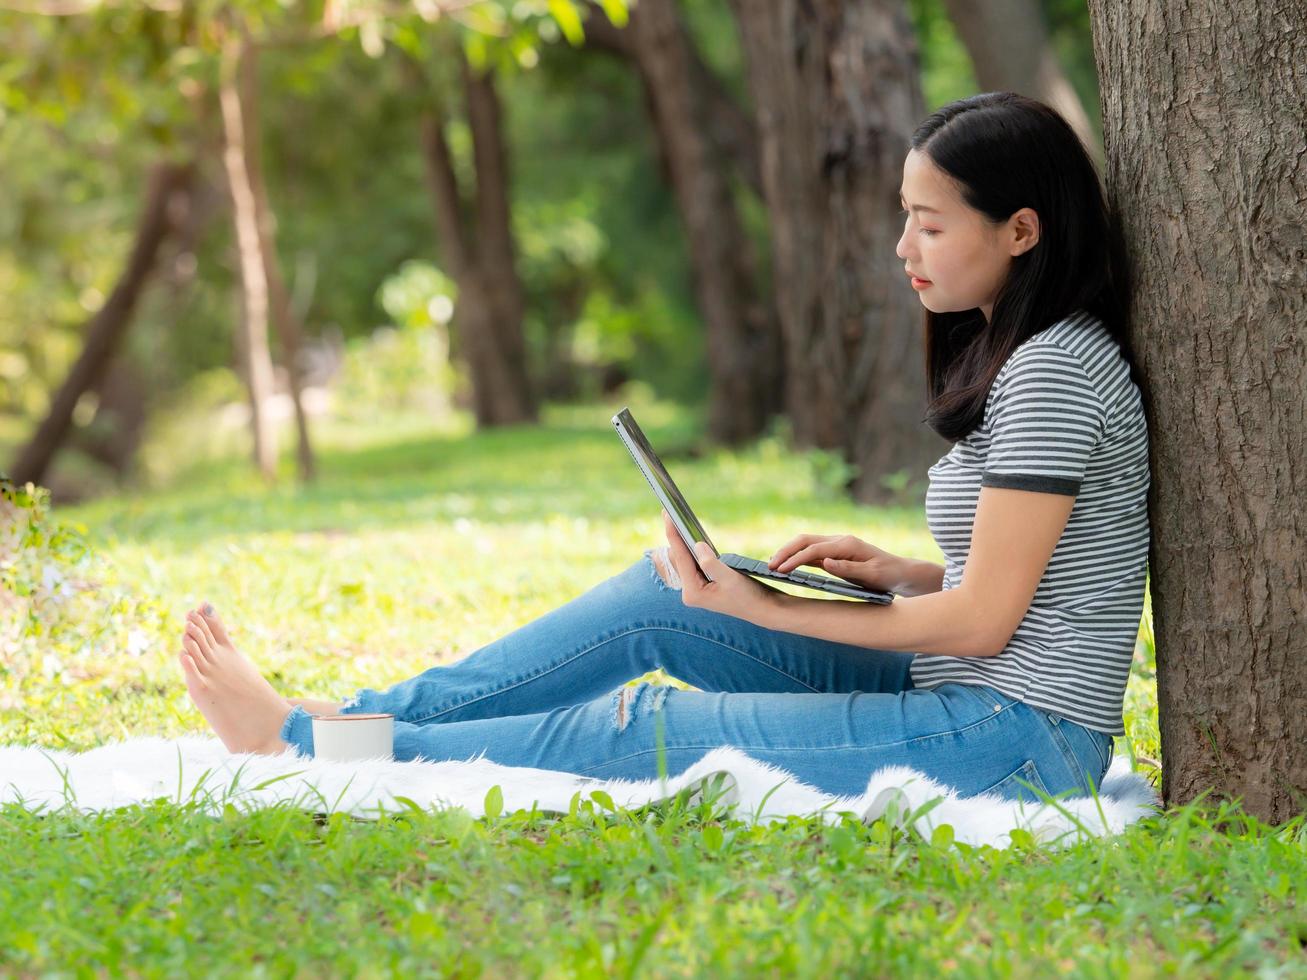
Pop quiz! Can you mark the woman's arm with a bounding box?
[756,587,993,657]
[663,487,1075,659]
[754,486,1075,657]
[892,558,945,597]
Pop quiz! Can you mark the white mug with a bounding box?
[311,713,395,762]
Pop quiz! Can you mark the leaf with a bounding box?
[547,0,585,46]
[463,31,490,72]
[1008,826,1036,851]
[390,795,428,814]
[408,910,441,941]
[438,807,474,842]
[595,0,628,28]
[931,823,955,849]
[702,823,724,852]
[484,784,503,819]
[589,789,616,812]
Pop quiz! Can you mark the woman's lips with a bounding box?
[910,276,932,290]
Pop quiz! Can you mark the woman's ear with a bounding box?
[1008,207,1041,256]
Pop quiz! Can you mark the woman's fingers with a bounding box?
[768,534,827,569]
[774,542,836,573]
[663,510,704,588]
[763,538,815,567]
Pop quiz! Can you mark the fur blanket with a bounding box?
[0,736,1160,849]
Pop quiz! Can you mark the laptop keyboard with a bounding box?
[729,555,825,584]
[718,553,890,603]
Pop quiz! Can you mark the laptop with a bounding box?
[612,407,894,604]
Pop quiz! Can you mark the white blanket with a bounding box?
[0,736,1160,849]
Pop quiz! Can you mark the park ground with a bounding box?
[1,388,1303,976]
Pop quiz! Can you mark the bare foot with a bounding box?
[288,697,346,715]
[178,602,296,756]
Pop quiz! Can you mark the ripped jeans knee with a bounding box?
[611,681,669,732]
[644,546,682,591]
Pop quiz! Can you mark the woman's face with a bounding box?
[895,149,1040,322]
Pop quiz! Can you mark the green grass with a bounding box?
[3,388,1303,977]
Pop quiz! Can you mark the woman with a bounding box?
[178,92,1149,801]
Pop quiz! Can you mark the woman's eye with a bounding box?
[901,207,937,235]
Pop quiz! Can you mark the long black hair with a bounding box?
[913,92,1135,443]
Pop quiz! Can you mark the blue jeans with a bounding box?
[279,551,1115,800]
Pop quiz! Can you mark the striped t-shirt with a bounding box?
[908,310,1150,736]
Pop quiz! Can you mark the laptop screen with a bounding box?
[613,408,718,556]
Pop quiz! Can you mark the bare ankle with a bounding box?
[288,697,346,715]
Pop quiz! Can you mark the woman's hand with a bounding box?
[662,510,778,621]
[768,532,908,594]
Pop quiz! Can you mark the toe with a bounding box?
[185,621,210,659]
[183,635,208,670]
[201,603,232,646]
[189,610,218,650]
[179,649,206,683]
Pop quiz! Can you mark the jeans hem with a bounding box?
[280,704,315,757]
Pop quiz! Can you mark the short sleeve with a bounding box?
[981,342,1106,496]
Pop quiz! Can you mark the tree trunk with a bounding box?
[411,54,536,428]
[1087,0,1307,824]
[71,356,148,475]
[220,28,278,481]
[237,32,317,483]
[582,4,764,199]
[610,0,783,444]
[8,161,192,487]
[461,58,538,425]
[940,0,1100,162]
[730,0,948,502]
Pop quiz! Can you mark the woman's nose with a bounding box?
[895,225,913,261]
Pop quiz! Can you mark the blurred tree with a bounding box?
[581,1,782,445]
[939,0,1099,161]
[514,43,702,404]
[219,21,289,481]
[0,2,322,488]
[402,43,538,426]
[378,2,631,428]
[1087,0,1307,824]
[218,15,318,483]
[0,6,203,493]
[8,161,195,488]
[728,0,948,504]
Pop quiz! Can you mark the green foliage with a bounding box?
[0,0,1106,470]
[905,0,979,110]
[333,325,459,417]
[0,756,1301,973]
[376,258,457,331]
[0,479,173,745]
[0,481,94,640]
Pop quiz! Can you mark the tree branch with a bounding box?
[581,1,760,195]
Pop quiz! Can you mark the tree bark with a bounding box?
[411,53,536,428]
[71,356,148,475]
[582,4,763,198]
[1087,0,1307,824]
[600,0,783,443]
[940,0,1099,162]
[461,58,538,425]
[237,32,317,483]
[8,161,193,487]
[220,28,279,481]
[730,0,948,502]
